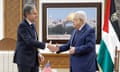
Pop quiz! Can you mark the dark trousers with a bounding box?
[70,66,72,72]
[17,64,39,72]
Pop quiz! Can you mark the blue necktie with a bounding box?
[30,24,37,40]
[72,30,79,46]
[31,24,36,31]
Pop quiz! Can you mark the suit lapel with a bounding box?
[77,24,87,37]
[70,24,88,45]
[24,19,38,40]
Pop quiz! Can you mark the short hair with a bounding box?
[23,4,36,17]
[74,11,87,24]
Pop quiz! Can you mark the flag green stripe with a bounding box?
[97,40,114,72]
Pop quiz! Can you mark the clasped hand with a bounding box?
[47,41,59,52]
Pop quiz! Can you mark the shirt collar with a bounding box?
[26,18,33,25]
[78,23,86,31]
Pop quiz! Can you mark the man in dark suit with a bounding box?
[13,4,56,72]
[56,11,96,72]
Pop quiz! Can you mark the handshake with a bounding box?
[46,41,75,54]
[47,41,59,52]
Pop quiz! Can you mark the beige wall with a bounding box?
[0,0,3,40]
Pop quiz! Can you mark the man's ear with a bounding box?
[80,19,84,24]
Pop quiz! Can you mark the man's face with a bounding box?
[27,8,38,22]
[72,14,83,29]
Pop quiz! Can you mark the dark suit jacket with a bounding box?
[57,24,96,72]
[111,20,120,41]
[13,19,45,67]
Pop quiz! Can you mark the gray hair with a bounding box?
[23,4,36,17]
[74,11,87,24]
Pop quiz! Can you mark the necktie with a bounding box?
[30,24,37,40]
[72,30,79,46]
[31,24,35,30]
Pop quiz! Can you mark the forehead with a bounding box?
[73,14,80,19]
[31,8,37,13]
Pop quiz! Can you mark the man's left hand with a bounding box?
[38,54,45,63]
[69,47,75,54]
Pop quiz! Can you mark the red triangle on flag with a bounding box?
[103,0,111,33]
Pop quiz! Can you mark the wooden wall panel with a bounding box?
[35,0,39,36]
[4,0,22,40]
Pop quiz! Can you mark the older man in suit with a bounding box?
[56,11,96,72]
[13,4,56,72]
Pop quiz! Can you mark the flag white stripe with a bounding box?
[102,20,120,63]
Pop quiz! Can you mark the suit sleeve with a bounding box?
[57,41,70,53]
[75,28,96,55]
[18,24,45,49]
[57,30,75,53]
